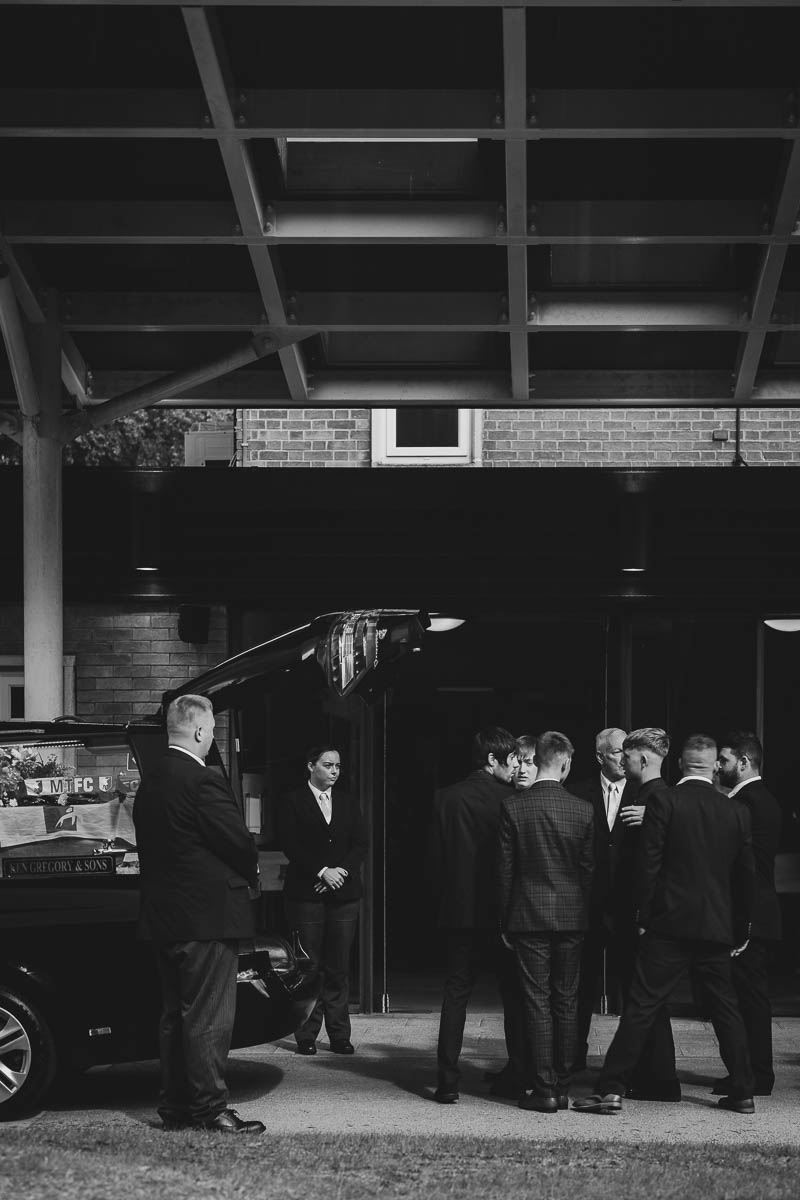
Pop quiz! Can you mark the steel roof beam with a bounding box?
[182,5,308,403]
[4,87,798,140]
[503,7,530,402]
[733,140,800,402]
[4,200,780,245]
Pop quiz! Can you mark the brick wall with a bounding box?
[233,406,800,467]
[240,408,371,466]
[0,603,228,735]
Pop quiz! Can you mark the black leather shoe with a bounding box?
[160,1114,191,1131]
[572,1093,623,1115]
[330,1039,355,1055]
[717,1095,755,1114]
[626,1082,682,1102]
[434,1088,459,1104]
[199,1108,266,1134]
[296,1040,317,1055]
[712,1076,772,1097]
[518,1092,558,1113]
[556,1093,569,1110]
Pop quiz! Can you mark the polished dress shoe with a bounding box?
[330,1039,355,1055]
[712,1076,772,1097]
[434,1088,459,1104]
[160,1114,191,1131]
[626,1081,682,1102]
[572,1093,623,1115]
[518,1092,558,1113]
[556,1093,569,1111]
[717,1095,756,1114]
[199,1108,266,1134]
[296,1040,317,1055]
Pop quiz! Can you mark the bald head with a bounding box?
[595,727,627,783]
[679,733,718,780]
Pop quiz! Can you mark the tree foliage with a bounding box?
[0,407,204,467]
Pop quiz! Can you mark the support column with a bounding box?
[23,308,64,719]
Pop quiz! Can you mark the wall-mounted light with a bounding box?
[428,616,466,633]
[131,492,162,574]
[764,618,800,633]
[619,492,649,574]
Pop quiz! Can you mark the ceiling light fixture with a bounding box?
[764,618,800,633]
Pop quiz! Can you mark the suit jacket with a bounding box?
[497,779,595,934]
[614,775,669,929]
[133,748,258,942]
[428,769,516,929]
[732,779,783,942]
[277,785,367,903]
[635,778,756,947]
[568,774,640,920]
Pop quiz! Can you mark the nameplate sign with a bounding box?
[3,855,117,879]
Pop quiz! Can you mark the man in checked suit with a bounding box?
[497,731,595,1113]
[133,694,264,1134]
[574,733,756,1116]
[714,731,783,1096]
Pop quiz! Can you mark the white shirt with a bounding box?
[601,774,626,829]
[308,781,333,824]
[168,744,206,768]
[676,775,713,786]
[728,775,762,800]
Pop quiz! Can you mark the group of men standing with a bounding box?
[428,724,782,1116]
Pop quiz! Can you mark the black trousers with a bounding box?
[513,932,583,1096]
[731,938,775,1092]
[436,928,527,1091]
[576,920,676,1086]
[285,897,359,1043]
[598,933,754,1099]
[154,938,239,1124]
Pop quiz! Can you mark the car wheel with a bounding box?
[0,987,58,1120]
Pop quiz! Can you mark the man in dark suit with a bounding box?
[133,694,264,1134]
[714,731,782,1096]
[617,727,679,1100]
[276,745,368,1056]
[428,726,521,1104]
[498,731,594,1112]
[569,727,640,1070]
[574,733,756,1116]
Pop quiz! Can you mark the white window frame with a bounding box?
[371,409,482,465]
[0,656,77,720]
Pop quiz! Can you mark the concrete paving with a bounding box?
[27,1014,800,1146]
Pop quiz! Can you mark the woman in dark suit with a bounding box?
[277,745,368,1055]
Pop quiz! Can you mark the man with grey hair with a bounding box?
[133,694,264,1134]
[569,727,640,1070]
[574,733,756,1116]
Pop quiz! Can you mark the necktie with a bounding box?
[319,791,332,823]
[606,784,618,825]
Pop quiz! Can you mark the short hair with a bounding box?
[472,727,518,768]
[623,727,670,759]
[596,727,626,752]
[535,731,575,769]
[719,730,763,772]
[166,693,212,737]
[681,733,717,757]
[516,734,538,758]
[306,744,340,767]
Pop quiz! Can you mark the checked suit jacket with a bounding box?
[497,779,595,934]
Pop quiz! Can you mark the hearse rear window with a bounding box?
[0,736,140,879]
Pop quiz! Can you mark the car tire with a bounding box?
[0,987,58,1120]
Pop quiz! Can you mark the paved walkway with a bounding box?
[31,1014,800,1145]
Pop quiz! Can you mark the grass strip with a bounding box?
[0,1128,797,1200]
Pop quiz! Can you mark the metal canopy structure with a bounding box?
[3,1,800,413]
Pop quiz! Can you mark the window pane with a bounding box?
[9,686,24,720]
[395,407,459,448]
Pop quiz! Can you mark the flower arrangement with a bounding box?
[0,746,66,806]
